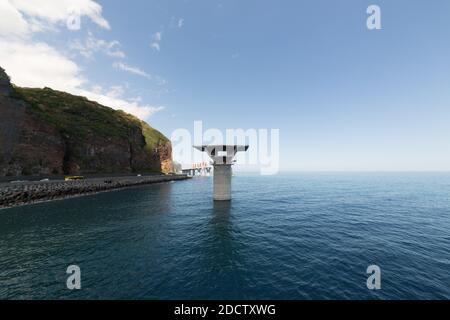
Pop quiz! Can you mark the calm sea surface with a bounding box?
[0,173,449,299]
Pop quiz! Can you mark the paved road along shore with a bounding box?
[0,175,190,209]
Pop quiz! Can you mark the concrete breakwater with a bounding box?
[0,175,190,209]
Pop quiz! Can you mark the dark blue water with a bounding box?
[0,173,449,299]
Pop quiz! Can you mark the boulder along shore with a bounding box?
[0,174,190,209]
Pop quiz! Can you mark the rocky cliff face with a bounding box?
[0,67,12,96]
[0,67,173,177]
[157,140,173,173]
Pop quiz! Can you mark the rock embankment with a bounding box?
[0,175,190,209]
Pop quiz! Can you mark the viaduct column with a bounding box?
[194,145,249,201]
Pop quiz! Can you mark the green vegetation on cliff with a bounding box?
[12,86,168,150]
[1,67,173,176]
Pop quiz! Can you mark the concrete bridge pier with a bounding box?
[194,145,249,201]
[213,164,232,201]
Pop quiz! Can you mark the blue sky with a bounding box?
[1,0,450,171]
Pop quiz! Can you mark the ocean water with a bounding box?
[0,173,449,300]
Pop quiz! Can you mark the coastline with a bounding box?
[0,174,191,210]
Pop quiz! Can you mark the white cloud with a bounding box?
[69,32,125,59]
[113,62,151,79]
[9,0,110,30]
[150,42,160,52]
[113,62,167,86]
[0,0,110,40]
[0,1,165,120]
[78,86,165,119]
[0,40,85,91]
[0,39,164,119]
[0,0,29,39]
[169,16,184,29]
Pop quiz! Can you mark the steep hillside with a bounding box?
[0,67,172,176]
